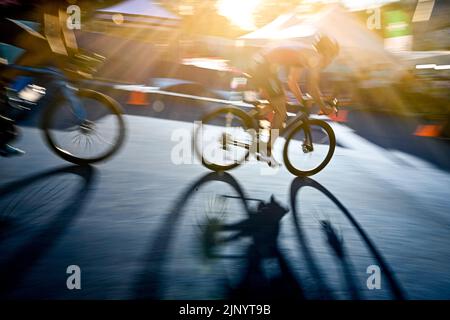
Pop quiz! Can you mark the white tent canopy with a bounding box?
[240,13,313,41]
[96,0,180,29]
[241,5,385,48]
[98,0,179,19]
[240,5,403,72]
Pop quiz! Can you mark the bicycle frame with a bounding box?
[227,105,313,153]
[5,64,87,121]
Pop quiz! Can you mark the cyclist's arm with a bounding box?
[287,67,304,104]
[308,67,327,110]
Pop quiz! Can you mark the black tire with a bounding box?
[41,89,125,165]
[194,107,254,172]
[283,119,336,176]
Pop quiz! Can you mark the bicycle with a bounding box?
[1,49,126,165]
[194,96,337,176]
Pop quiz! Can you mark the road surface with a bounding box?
[0,102,449,299]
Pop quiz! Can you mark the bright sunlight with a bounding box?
[217,0,262,31]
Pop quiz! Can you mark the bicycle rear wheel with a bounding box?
[283,119,335,176]
[194,107,254,171]
[41,89,125,165]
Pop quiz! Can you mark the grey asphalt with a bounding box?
[0,112,449,300]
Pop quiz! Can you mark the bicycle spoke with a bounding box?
[92,129,114,146]
[196,110,251,169]
[46,94,122,162]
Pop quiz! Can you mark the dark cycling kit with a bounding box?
[246,43,322,98]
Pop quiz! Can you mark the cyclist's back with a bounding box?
[260,43,321,69]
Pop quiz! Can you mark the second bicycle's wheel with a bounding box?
[283,119,336,176]
[194,107,254,171]
[41,89,126,165]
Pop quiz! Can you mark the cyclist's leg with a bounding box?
[0,20,49,155]
[266,95,286,156]
[0,88,15,145]
[1,90,23,156]
[0,93,20,149]
[0,114,23,156]
[269,95,287,131]
[247,57,285,161]
[264,75,286,155]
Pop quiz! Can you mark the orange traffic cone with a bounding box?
[127,91,149,106]
[414,124,442,137]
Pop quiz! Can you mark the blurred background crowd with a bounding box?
[1,0,449,136]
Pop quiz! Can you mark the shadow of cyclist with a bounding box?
[133,172,248,299]
[133,172,405,300]
[133,172,305,300]
[201,194,305,300]
[290,177,406,300]
[0,165,96,297]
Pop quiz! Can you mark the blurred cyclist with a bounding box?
[0,0,120,156]
[246,34,340,165]
[0,0,120,157]
[0,2,75,157]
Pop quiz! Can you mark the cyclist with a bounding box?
[246,34,340,165]
[0,1,82,157]
[0,1,120,157]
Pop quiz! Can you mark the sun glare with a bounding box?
[303,0,399,11]
[217,0,262,31]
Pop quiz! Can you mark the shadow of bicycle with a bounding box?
[0,165,96,297]
[289,177,405,300]
[133,172,405,300]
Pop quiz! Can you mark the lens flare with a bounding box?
[217,0,262,30]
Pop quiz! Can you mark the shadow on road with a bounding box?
[133,172,246,299]
[201,193,305,300]
[290,177,406,300]
[0,165,96,297]
[134,172,405,300]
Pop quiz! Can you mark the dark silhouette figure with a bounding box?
[134,172,405,300]
[201,195,304,300]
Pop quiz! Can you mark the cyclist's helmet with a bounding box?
[313,34,340,58]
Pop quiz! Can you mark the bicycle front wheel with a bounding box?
[283,119,336,176]
[194,107,254,171]
[41,89,126,165]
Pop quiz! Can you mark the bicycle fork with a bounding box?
[301,123,314,153]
